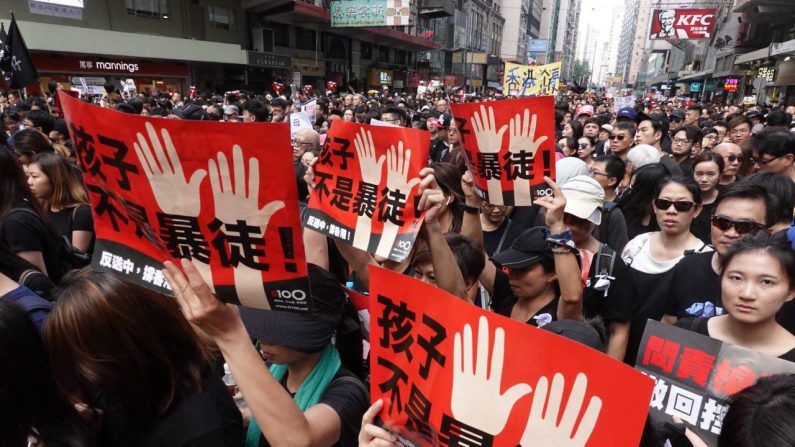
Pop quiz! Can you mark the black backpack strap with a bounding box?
[595,244,617,278]
[494,219,512,254]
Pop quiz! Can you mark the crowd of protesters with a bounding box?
[2,82,795,447]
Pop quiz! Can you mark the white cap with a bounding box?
[561,175,605,225]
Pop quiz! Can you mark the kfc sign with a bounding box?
[649,8,716,40]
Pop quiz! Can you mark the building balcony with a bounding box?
[418,0,455,18]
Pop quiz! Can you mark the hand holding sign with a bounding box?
[519,373,602,447]
[451,316,532,435]
[537,176,566,234]
[133,122,207,217]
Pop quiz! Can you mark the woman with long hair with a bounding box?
[690,151,724,243]
[43,269,243,446]
[676,232,795,362]
[27,152,94,253]
[0,148,70,282]
[622,175,712,363]
[163,261,369,447]
[617,163,670,239]
[0,299,89,447]
[12,128,54,166]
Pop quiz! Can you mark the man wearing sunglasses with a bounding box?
[663,182,772,324]
[608,122,635,161]
[748,130,795,181]
[713,142,744,186]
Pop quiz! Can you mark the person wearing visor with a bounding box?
[560,175,633,361]
[477,177,584,327]
[163,261,369,447]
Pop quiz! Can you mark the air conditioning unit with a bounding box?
[252,28,275,53]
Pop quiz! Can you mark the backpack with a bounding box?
[589,244,617,297]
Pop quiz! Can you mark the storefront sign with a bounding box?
[368,68,393,86]
[649,8,716,40]
[29,0,83,20]
[326,61,347,74]
[32,54,189,78]
[330,0,410,27]
[294,58,325,77]
[690,82,702,92]
[247,51,292,69]
[723,78,739,92]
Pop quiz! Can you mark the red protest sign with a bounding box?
[636,320,795,446]
[305,120,430,261]
[450,97,556,206]
[57,90,310,312]
[369,265,654,446]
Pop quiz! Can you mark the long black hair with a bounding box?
[618,163,669,238]
[0,300,90,447]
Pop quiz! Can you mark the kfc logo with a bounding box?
[649,8,716,40]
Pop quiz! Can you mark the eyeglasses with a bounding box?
[608,134,626,141]
[729,128,750,136]
[589,168,609,177]
[653,198,696,212]
[291,139,312,147]
[672,137,692,144]
[669,117,683,123]
[711,216,766,235]
[724,154,744,163]
[747,154,783,166]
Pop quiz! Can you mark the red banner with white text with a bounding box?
[369,266,654,446]
[58,90,311,312]
[304,120,430,261]
[450,97,556,207]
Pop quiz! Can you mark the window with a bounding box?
[209,6,235,31]
[295,27,317,51]
[361,42,373,60]
[395,49,406,65]
[126,0,170,19]
[268,22,289,47]
[378,46,389,63]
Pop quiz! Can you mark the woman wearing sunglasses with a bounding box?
[675,232,795,362]
[621,176,712,363]
[576,136,596,167]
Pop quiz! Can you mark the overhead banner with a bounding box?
[304,120,430,261]
[450,97,556,206]
[636,320,795,446]
[330,0,410,27]
[649,9,716,40]
[369,266,654,446]
[57,90,311,312]
[613,95,635,113]
[502,61,562,97]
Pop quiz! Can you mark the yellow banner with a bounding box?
[502,61,562,97]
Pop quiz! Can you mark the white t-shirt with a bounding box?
[621,232,712,274]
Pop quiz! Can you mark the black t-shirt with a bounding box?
[2,203,69,283]
[49,204,95,252]
[675,317,795,363]
[482,219,523,257]
[491,269,559,327]
[98,373,244,447]
[258,368,369,447]
[665,251,722,319]
[583,246,632,324]
[690,201,717,244]
[624,267,678,364]
[294,160,309,203]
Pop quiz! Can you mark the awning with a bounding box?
[735,47,770,65]
[678,70,710,81]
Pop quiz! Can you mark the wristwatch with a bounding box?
[461,203,481,214]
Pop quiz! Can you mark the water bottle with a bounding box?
[222,362,238,397]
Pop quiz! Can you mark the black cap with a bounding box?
[541,319,606,353]
[669,108,685,120]
[240,265,346,353]
[491,227,553,269]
